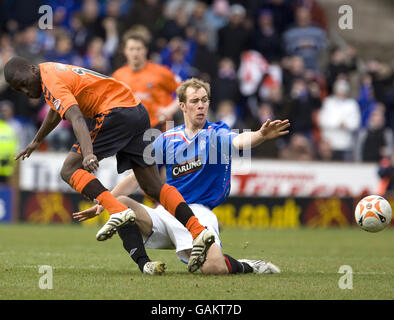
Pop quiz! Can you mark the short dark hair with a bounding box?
[4,56,30,84]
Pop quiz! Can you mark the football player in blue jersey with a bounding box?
[73,78,290,275]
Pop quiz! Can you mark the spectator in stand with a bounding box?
[79,0,105,41]
[69,12,90,56]
[282,78,321,137]
[267,85,284,118]
[383,78,394,130]
[81,37,111,74]
[365,58,393,104]
[316,138,333,161]
[104,0,131,37]
[260,0,294,34]
[358,74,378,128]
[191,29,219,83]
[325,46,357,95]
[127,0,163,35]
[79,17,119,75]
[215,99,245,130]
[282,6,327,71]
[158,5,189,42]
[205,0,230,31]
[317,79,361,161]
[46,0,81,30]
[355,103,393,162]
[45,31,82,66]
[217,4,250,67]
[0,34,16,94]
[15,25,45,65]
[238,50,271,119]
[210,57,241,112]
[189,1,218,52]
[281,55,306,96]
[251,9,283,63]
[296,0,328,31]
[160,37,197,81]
[0,100,31,151]
[0,116,18,184]
[279,133,315,161]
[251,102,280,159]
[377,153,394,197]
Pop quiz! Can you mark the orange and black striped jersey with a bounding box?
[39,62,140,119]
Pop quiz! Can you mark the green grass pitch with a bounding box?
[0,224,393,300]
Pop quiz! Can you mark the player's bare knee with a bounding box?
[61,154,83,183]
[60,164,73,183]
[201,256,228,275]
[201,261,228,275]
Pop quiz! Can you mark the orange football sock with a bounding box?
[69,169,128,214]
[185,216,206,240]
[159,184,205,239]
[159,184,185,216]
[69,169,95,194]
[96,191,128,215]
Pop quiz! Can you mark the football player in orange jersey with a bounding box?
[4,56,215,273]
[113,33,180,131]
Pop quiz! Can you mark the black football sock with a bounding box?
[224,254,253,274]
[117,224,150,272]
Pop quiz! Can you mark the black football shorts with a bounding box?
[71,103,156,173]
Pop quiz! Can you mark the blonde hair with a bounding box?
[176,78,211,103]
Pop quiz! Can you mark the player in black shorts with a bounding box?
[5,57,216,273]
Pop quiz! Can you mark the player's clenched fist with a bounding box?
[83,154,99,172]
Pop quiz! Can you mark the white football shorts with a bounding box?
[141,203,222,264]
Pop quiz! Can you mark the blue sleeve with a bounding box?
[214,122,240,160]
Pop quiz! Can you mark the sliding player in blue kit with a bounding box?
[73,78,290,275]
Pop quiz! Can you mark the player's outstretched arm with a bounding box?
[111,171,140,197]
[232,119,290,150]
[72,174,139,221]
[64,105,99,172]
[72,200,104,221]
[112,166,166,197]
[73,171,144,221]
[72,195,153,236]
[15,108,61,160]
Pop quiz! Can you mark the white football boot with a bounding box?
[188,229,215,273]
[238,259,281,274]
[143,261,167,275]
[96,208,136,241]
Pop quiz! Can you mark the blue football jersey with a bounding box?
[153,121,238,209]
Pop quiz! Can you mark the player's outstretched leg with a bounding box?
[188,229,216,273]
[69,168,136,241]
[117,223,166,275]
[237,259,281,274]
[133,165,214,272]
[61,153,136,241]
[96,208,136,241]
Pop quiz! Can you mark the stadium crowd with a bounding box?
[1,0,394,165]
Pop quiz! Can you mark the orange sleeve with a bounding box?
[41,69,78,119]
